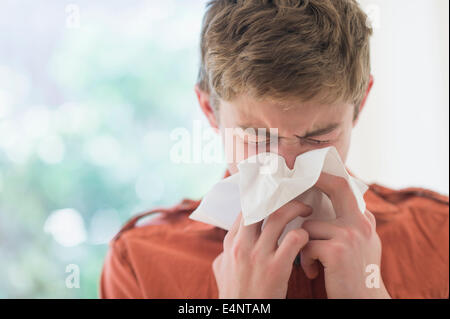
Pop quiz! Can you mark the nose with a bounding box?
[275,142,309,170]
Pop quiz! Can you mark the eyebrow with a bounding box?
[297,122,341,139]
[237,122,341,139]
[237,125,278,138]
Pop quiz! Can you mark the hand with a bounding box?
[212,200,312,298]
[301,172,391,299]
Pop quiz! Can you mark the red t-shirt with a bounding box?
[100,171,449,298]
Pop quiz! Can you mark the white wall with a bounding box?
[348,0,449,195]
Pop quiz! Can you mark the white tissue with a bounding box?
[189,146,369,244]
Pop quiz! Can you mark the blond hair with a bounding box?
[197,0,373,120]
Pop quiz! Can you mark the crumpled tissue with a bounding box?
[189,146,369,244]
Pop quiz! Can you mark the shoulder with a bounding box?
[365,183,449,298]
[100,198,225,298]
[111,198,225,248]
[365,183,448,218]
[365,182,449,244]
[364,182,448,244]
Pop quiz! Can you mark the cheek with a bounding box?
[222,134,259,164]
[332,129,352,162]
[221,128,266,170]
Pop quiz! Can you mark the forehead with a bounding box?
[219,94,353,134]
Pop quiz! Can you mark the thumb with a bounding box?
[300,242,321,279]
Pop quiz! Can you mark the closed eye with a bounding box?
[303,138,331,145]
[244,138,271,145]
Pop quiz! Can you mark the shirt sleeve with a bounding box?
[99,237,143,299]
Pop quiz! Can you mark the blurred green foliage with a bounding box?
[0,1,224,298]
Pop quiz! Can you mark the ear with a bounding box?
[194,84,220,132]
[353,74,374,127]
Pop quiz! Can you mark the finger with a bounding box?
[212,253,223,278]
[314,172,361,220]
[364,210,377,228]
[225,212,243,244]
[237,219,264,247]
[274,228,309,265]
[301,219,342,240]
[257,200,313,253]
[300,240,328,279]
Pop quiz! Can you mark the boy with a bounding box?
[100,0,449,298]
